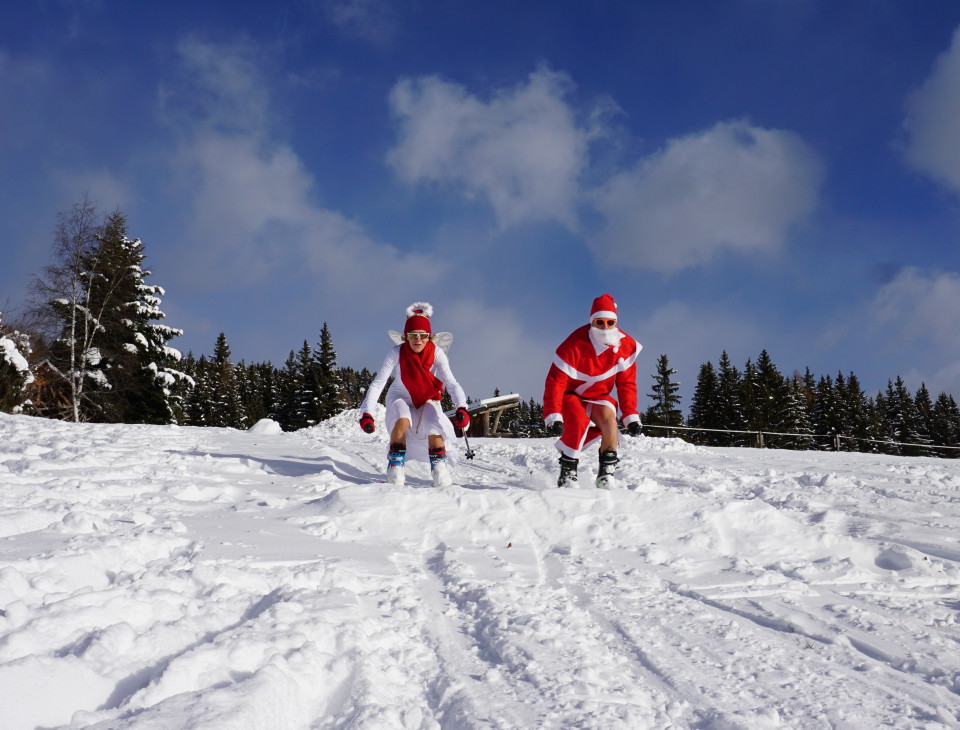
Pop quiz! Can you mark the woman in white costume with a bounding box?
[358,302,470,487]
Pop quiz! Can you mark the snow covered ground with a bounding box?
[1,410,959,730]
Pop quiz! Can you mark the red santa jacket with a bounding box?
[543,324,641,425]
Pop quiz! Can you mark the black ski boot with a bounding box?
[596,450,619,489]
[557,454,579,487]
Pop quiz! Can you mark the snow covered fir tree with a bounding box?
[27,201,187,423]
[0,311,34,414]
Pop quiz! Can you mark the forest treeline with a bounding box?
[643,351,960,457]
[3,200,960,457]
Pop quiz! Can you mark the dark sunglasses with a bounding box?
[592,318,617,328]
[406,332,431,340]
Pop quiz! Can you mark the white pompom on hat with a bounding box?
[590,293,617,321]
[404,302,433,335]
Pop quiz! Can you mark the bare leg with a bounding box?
[390,418,411,446]
[428,434,444,450]
[589,404,619,453]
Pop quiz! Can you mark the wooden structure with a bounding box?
[446,393,520,437]
[24,359,73,419]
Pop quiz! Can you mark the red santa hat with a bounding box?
[590,293,617,321]
[404,301,433,335]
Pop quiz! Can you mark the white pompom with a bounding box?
[405,301,433,318]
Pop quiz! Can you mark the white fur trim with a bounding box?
[591,310,617,320]
[406,301,433,318]
[545,413,563,426]
[622,413,641,426]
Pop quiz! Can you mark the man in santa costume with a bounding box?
[543,293,642,488]
[358,302,470,487]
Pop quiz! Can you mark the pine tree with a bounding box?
[716,351,744,445]
[842,372,872,452]
[931,393,960,457]
[0,312,34,414]
[688,361,721,445]
[779,374,815,450]
[514,398,531,436]
[739,358,760,434]
[811,375,841,450]
[646,354,683,432]
[834,372,850,436]
[276,350,301,431]
[82,212,187,423]
[884,377,922,456]
[314,323,346,421]
[174,352,200,425]
[753,350,787,445]
[869,391,893,454]
[242,362,276,425]
[801,367,817,411]
[338,366,374,408]
[208,333,244,428]
[441,390,455,412]
[524,396,545,436]
[185,354,213,426]
[911,383,935,456]
[293,340,318,429]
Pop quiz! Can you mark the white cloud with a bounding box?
[387,68,596,231]
[588,121,824,273]
[327,0,399,45]
[55,168,135,215]
[871,267,960,352]
[904,26,960,195]
[442,300,555,404]
[868,267,960,396]
[168,38,439,296]
[630,299,766,397]
[168,35,273,134]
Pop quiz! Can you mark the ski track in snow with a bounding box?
[1,409,960,729]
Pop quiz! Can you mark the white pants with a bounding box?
[386,391,459,465]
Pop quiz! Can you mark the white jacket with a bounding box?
[361,345,467,414]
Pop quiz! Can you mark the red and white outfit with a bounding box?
[543,294,642,458]
[361,305,468,465]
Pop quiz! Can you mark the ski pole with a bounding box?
[463,431,476,459]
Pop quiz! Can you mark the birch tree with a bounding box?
[29,197,104,421]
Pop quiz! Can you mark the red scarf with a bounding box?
[399,340,444,408]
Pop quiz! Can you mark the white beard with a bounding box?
[589,325,625,352]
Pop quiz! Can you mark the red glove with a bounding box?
[452,407,470,430]
[359,412,375,433]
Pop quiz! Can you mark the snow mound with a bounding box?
[306,405,387,443]
[247,418,283,435]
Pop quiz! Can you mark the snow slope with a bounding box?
[1,409,959,729]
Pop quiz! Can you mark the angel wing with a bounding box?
[432,331,453,352]
[388,330,404,345]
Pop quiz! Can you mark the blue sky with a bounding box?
[4,0,960,412]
